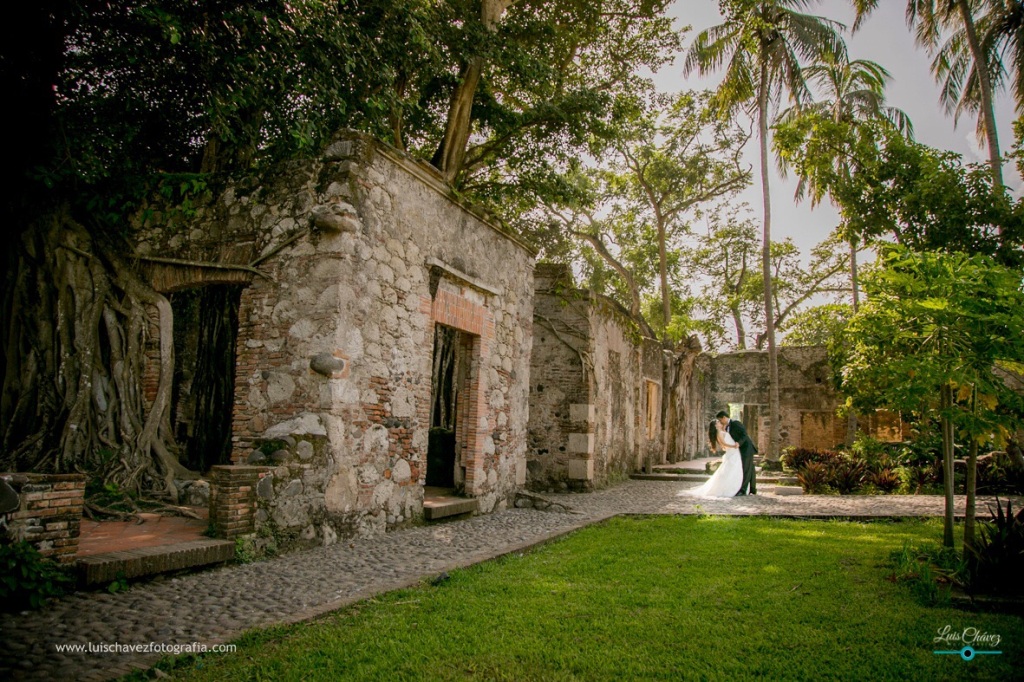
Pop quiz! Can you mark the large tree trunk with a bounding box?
[1,208,196,499]
[659,219,671,333]
[431,0,515,183]
[940,382,956,549]
[758,59,781,462]
[956,0,1003,197]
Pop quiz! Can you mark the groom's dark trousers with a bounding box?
[728,419,758,494]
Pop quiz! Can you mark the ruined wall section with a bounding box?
[527,265,591,490]
[528,272,663,490]
[706,347,845,452]
[136,132,534,547]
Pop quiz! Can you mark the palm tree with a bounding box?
[933,2,1024,127]
[778,46,914,444]
[853,1,1005,192]
[779,46,913,314]
[685,0,843,462]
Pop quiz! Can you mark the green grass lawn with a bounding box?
[142,517,1023,681]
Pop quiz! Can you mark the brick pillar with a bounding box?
[1,473,86,565]
[209,466,267,539]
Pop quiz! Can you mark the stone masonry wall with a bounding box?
[528,266,663,490]
[703,346,906,453]
[0,474,86,564]
[705,347,840,453]
[136,132,534,549]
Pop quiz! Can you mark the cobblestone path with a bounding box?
[0,480,1014,681]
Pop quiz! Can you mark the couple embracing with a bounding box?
[683,411,758,498]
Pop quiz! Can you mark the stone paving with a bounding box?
[0,480,1017,682]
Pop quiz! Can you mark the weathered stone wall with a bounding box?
[702,346,908,453]
[0,473,86,564]
[528,267,662,490]
[137,132,534,548]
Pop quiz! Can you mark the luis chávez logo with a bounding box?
[933,625,1003,660]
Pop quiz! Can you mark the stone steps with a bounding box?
[76,538,235,587]
[422,496,478,521]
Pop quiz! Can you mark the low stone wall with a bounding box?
[0,473,86,564]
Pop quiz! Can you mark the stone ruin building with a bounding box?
[2,131,903,569]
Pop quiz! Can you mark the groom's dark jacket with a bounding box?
[727,420,758,459]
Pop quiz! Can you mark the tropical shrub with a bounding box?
[796,461,831,494]
[0,541,73,611]
[831,458,868,494]
[966,498,1024,596]
[871,467,902,494]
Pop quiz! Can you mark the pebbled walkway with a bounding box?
[0,480,1017,681]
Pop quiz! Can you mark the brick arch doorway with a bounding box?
[426,323,474,490]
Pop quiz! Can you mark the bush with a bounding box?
[0,541,74,611]
[903,463,940,494]
[783,447,842,472]
[831,458,868,494]
[966,498,1024,596]
[871,467,902,494]
[796,461,831,494]
[847,432,897,471]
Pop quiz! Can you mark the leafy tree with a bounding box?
[685,212,848,351]
[840,246,1024,548]
[781,302,852,347]
[0,0,682,494]
[535,90,750,340]
[685,0,843,460]
[777,44,912,312]
[774,117,1024,265]
[853,0,1006,193]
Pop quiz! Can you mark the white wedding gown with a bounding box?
[680,430,743,498]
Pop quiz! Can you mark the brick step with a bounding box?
[76,538,235,587]
[423,496,478,521]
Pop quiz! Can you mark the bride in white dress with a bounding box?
[680,420,743,498]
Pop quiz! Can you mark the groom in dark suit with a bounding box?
[716,410,758,495]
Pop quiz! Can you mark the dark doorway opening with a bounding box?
[170,284,244,473]
[427,324,468,489]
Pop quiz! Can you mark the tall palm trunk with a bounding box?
[759,57,781,462]
[846,237,860,444]
[957,0,1004,194]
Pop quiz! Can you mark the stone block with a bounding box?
[567,459,594,481]
[567,433,595,456]
[774,485,803,496]
[569,403,596,424]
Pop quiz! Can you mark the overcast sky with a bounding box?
[662,0,1020,255]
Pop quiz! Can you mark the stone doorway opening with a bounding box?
[427,323,471,491]
[170,284,244,474]
[728,403,760,450]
